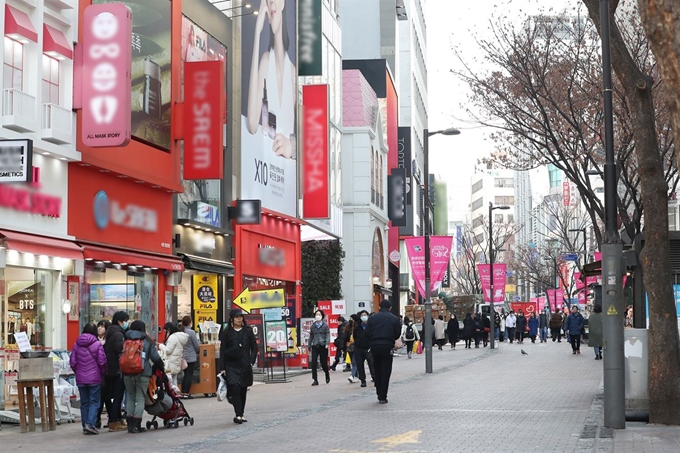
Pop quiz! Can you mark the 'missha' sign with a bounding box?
[0,139,32,183]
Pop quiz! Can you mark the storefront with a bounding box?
[66,165,183,345]
[234,210,301,329]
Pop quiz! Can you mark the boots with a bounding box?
[126,417,134,433]
[129,418,146,433]
[325,371,330,384]
[108,420,127,432]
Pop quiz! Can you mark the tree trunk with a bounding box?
[582,0,680,425]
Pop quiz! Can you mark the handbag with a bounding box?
[181,358,188,371]
[394,338,404,350]
[416,341,423,354]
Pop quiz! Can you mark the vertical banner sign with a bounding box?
[556,289,565,307]
[184,61,225,180]
[265,320,288,351]
[404,236,453,298]
[388,168,407,226]
[240,0,298,217]
[298,0,322,76]
[575,272,587,304]
[193,274,218,328]
[442,266,451,288]
[397,127,412,202]
[477,263,508,303]
[302,84,329,218]
[82,3,132,147]
[562,181,570,206]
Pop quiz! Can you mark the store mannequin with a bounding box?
[8,316,16,344]
[26,318,34,339]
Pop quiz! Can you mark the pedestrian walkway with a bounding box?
[1,339,677,452]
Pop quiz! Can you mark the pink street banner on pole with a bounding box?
[538,296,547,312]
[404,236,453,298]
[477,263,507,303]
[546,289,556,311]
[575,272,588,304]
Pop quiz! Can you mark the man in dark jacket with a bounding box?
[330,316,347,371]
[365,300,401,404]
[515,310,528,344]
[564,306,585,354]
[353,311,373,387]
[103,310,129,432]
[550,311,563,342]
[539,309,549,343]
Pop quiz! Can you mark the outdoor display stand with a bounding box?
[265,350,290,383]
[190,344,217,397]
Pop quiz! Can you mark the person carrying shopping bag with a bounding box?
[401,316,420,358]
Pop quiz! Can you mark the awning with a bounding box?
[181,253,234,275]
[43,24,72,60]
[0,230,83,260]
[81,243,184,271]
[4,4,38,43]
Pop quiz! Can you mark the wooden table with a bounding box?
[17,378,56,433]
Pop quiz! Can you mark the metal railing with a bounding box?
[2,88,36,120]
[42,103,72,137]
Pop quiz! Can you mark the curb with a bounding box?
[576,377,613,453]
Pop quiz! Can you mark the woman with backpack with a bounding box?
[121,320,164,433]
[70,323,107,435]
[401,316,420,358]
[447,313,460,349]
[159,322,189,387]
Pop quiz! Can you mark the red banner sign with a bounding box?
[81,4,132,147]
[478,263,507,303]
[184,61,225,180]
[302,85,329,218]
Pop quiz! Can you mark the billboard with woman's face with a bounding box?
[240,0,298,217]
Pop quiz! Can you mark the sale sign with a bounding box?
[478,263,507,303]
[404,236,453,298]
[265,320,288,352]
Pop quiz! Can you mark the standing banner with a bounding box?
[477,263,507,303]
[193,274,218,328]
[265,320,288,351]
[404,236,453,298]
[302,84,329,218]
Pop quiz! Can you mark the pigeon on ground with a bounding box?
[521,349,528,355]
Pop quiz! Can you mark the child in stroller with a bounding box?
[145,365,194,429]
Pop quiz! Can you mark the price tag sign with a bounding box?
[14,332,32,352]
[265,320,288,352]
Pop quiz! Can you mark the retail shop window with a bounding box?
[178,141,223,228]
[3,37,24,90]
[84,267,159,342]
[1,267,54,349]
[42,54,59,104]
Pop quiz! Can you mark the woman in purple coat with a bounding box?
[70,323,107,435]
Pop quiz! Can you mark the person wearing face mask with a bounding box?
[102,311,130,432]
[180,316,201,398]
[308,309,331,386]
[352,310,374,388]
[95,319,111,428]
[515,310,528,344]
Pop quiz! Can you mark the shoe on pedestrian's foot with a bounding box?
[361,381,367,388]
[108,421,127,432]
[312,380,319,386]
[573,351,577,354]
[378,399,388,404]
[330,364,336,371]
[577,350,581,354]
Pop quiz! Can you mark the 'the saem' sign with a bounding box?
[184,61,225,180]
[81,4,132,147]
[0,140,33,183]
[302,84,329,219]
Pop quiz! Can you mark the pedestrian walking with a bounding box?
[401,316,420,358]
[70,323,107,435]
[159,322,189,387]
[308,309,331,385]
[516,310,527,344]
[539,309,549,343]
[473,313,483,348]
[462,313,475,348]
[499,313,505,342]
[550,310,563,342]
[121,320,164,433]
[365,300,401,404]
[219,309,258,424]
[494,312,501,341]
[588,305,604,360]
[447,313,460,349]
[180,316,200,398]
[346,314,359,379]
[528,312,539,343]
[102,311,129,432]
[482,313,491,347]
[353,310,374,387]
[434,315,446,350]
[505,311,517,343]
[564,305,585,354]
[330,316,348,371]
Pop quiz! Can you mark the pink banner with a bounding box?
[478,263,507,303]
[574,272,587,304]
[546,289,565,311]
[404,236,453,298]
[537,297,547,312]
[594,251,602,262]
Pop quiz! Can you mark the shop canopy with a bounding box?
[0,229,83,261]
[81,243,184,271]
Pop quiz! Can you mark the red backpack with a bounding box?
[119,339,144,374]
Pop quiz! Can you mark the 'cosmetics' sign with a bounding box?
[302,85,329,219]
[183,61,225,180]
[81,4,132,147]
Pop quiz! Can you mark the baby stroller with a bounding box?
[145,366,194,429]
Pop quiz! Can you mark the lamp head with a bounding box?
[440,128,461,136]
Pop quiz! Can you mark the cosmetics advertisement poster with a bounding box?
[94,0,171,150]
[241,0,298,217]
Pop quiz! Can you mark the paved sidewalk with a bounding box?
[4,339,677,452]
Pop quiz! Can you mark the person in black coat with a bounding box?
[330,316,347,371]
[352,310,375,386]
[515,310,528,344]
[473,314,484,348]
[462,313,475,348]
[365,300,401,404]
[447,314,460,349]
[220,309,258,424]
[102,310,129,432]
[482,314,491,347]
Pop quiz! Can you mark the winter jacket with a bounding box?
[564,312,585,336]
[588,313,603,348]
[528,316,539,336]
[70,333,107,385]
[104,324,125,377]
[159,331,189,375]
[401,322,420,342]
[308,321,331,348]
[219,326,258,387]
[550,312,563,329]
[183,327,200,363]
[505,314,517,328]
[473,315,483,332]
[353,323,371,349]
[462,315,475,339]
[447,318,460,343]
[365,309,401,349]
[434,319,446,340]
[539,312,549,329]
[335,321,348,347]
[122,330,164,377]
[516,314,528,332]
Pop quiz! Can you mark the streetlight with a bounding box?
[423,127,460,374]
[569,228,587,268]
[489,203,510,349]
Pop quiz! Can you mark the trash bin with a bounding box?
[624,328,649,410]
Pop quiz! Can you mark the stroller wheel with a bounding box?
[183,418,188,426]
[190,417,194,426]
[152,421,159,429]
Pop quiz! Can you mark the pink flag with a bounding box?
[594,251,602,262]
[404,236,453,298]
[546,289,556,311]
[537,297,547,312]
[477,263,507,303]
[556,289,565,307]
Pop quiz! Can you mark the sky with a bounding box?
[426,0,581,222]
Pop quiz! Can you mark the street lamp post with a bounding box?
[489,203,510,349]
[423,127,460,374]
